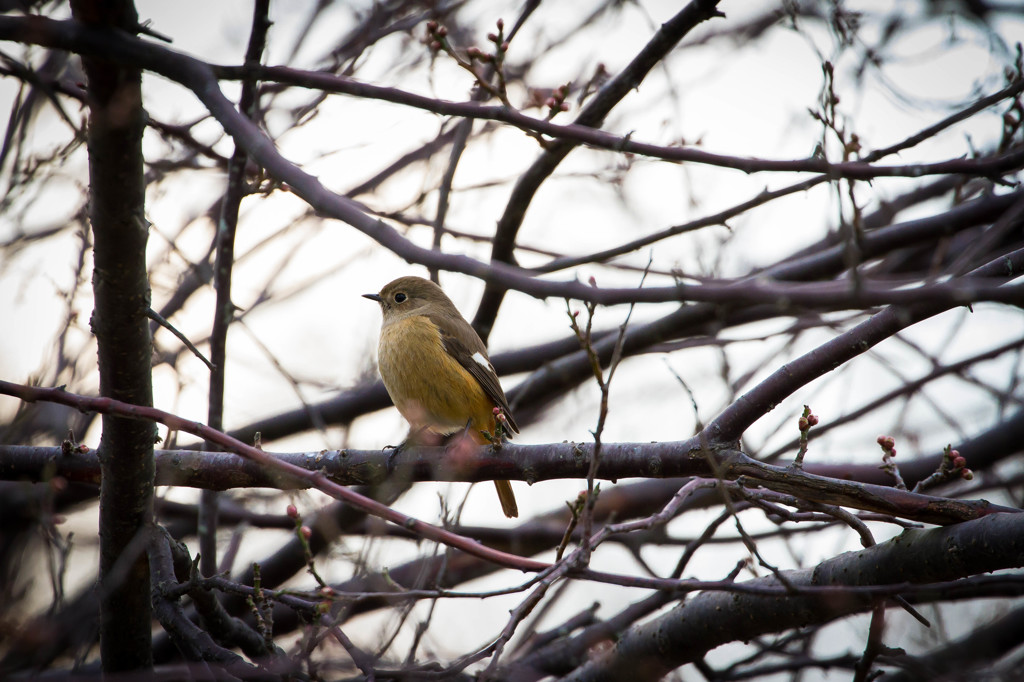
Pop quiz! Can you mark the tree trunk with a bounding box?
[70,0,155,672]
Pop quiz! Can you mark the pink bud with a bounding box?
[798,417,808,430]
[487,32,498,42]
[496,18,504,29]
[961,468,974,480]
[301,526,312,539]
[287,504,299,519]
[588,275,597,287]
[807,414,819,426]
[953,456,966,469]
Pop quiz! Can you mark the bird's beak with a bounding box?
[363,293,382,303]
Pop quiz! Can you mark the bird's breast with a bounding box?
[378,316,493,435]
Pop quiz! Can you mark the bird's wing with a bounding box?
[430,313,520,434]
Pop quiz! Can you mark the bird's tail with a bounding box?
[494,479,518,518]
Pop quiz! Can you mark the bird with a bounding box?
[364,276,519,518]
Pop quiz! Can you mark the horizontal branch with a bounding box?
[0,379,549,574]
[241,64,1024,178]
[0,384,1017,526]
[10,16,1019,182]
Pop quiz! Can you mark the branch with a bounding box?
[0,379,548,574]
[1,385,1017,526]
[560,513,1024,681]
[226,63,1024,178]
[708,245,1024,443]
[3,16,1019,308]
[68,0,154,671]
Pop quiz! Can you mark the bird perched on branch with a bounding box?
[364,276,519,518]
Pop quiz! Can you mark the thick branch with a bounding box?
[0,384,1017,526]
[68,0,154,672]
[561,512,1024,681]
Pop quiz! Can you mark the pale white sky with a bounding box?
[1,2,1022,669]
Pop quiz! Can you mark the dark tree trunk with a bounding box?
[70,0,155,673]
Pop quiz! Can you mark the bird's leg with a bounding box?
[388,427,445,472]
[440,419,477,446]
[383,427,422,472]
[460,418,475,442]
[382,439,405,473]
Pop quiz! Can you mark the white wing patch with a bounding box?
[471,351,494,372]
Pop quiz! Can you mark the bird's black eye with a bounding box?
[394,292,407,303]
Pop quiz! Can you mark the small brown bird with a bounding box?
[364,276,519,518]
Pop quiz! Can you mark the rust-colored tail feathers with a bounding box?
[494,479,518,518]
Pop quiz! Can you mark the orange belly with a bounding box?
[378,315,495,439]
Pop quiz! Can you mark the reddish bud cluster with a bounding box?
[798,411,818,432]
[467,20,510,64]
[543,82,572,116]
[946,449,970,479]
[425,20,447,53]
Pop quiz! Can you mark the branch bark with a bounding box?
[68,0,154,672]
[559,512,1024,681]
